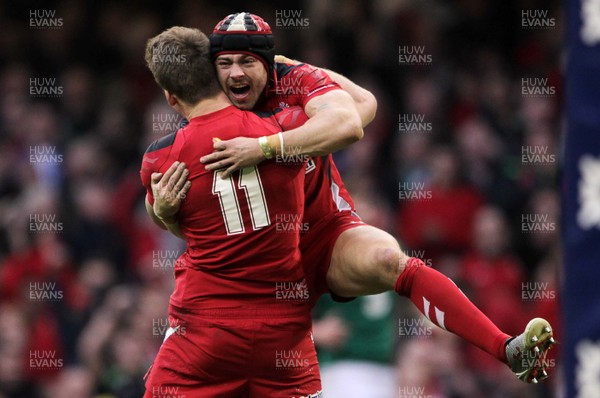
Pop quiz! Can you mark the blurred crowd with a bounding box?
[0,0,562,397]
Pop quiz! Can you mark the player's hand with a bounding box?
[200,137,265,179]
[275,54,300,65]
[151,161,191,223]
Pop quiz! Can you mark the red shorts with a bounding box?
[300,210,365,307]
[144,313,322,398]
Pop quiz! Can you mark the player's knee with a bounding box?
[398,251,410,274]
[372,246,403,279]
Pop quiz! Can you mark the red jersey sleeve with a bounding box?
[140,132,181,206]
[273,106,310,131]
[267,62,342,109]
[259,66,358,226]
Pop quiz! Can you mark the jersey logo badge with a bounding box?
[305,158,316,174]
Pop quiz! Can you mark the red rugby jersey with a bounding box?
[140,105,310,315]
[260,62,359,227]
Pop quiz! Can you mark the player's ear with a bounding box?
[164,90,178,107]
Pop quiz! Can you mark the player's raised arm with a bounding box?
[314,69,377,128]
[275,54,377,127]
[201,87,363,177]
[278,88,364,157]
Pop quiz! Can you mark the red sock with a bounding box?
[395,258,510,363]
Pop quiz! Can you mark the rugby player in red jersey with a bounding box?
[158,13,556,384]
[141,26,322,397]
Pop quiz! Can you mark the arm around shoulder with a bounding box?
[295,89,364,155]
[319,68,377,127]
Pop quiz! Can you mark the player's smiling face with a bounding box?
[215,54,268,110]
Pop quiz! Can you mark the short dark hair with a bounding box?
[145,26,221,104]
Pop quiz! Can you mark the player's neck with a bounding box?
[185,92,231,120]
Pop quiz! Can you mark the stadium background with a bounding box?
[0,0,567,397]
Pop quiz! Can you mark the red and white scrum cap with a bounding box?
[209,12,275,85]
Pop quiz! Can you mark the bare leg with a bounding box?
[325,225,510,364]
[326,226,407,296]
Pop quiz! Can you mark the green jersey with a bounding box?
[314,292,396,364]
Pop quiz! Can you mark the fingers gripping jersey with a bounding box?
[140,106,310,315]
[260,62,358,226]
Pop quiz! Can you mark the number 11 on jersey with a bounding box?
[212,166,270,235]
